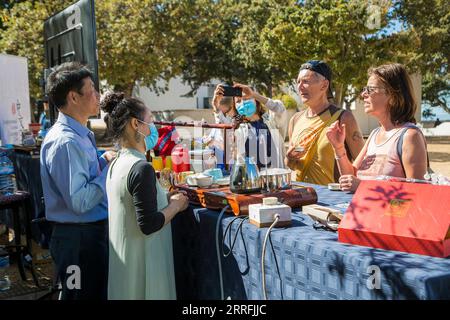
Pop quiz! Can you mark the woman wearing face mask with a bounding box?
[101,92,189,300]
[232,83,287,169]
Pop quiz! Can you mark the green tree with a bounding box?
[394,0,450,114]
[274,93,298,110]
[0,1,72,100]
[97,0,211,96]
[0,0,210,100]
[422,107,436,120]
[227,0,291,96]
[260,0,400,108]
[2,0,448,114]
[0,0,23,32]
[180,1,249,96]
[181,0,291,97]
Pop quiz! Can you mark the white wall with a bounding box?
[421,122,450,136]
[133,77,225,111]
[133,76,198,111]
[0,54,32,145]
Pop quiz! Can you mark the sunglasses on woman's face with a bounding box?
[361,86,386,95]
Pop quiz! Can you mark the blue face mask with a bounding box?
[137,120,159,151]
[236,99,257,118]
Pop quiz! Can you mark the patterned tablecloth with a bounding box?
[171,183,450,300]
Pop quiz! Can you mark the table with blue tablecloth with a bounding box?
[171,183,450,300]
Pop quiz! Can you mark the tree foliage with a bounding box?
[260,0,401,107]
[394,0,450,113]
[0,0,448,114]
[96,0,211,96]
[0,0,209,99]
[422,107,436,120]
[0,1,73,99]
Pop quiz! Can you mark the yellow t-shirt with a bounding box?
[290,106,344,185]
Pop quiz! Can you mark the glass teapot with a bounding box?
[230,155,262,194]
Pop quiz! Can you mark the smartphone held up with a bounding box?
[221,85,242,97]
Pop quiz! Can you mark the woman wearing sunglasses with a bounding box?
[326,63,428,192]
[101,92,189,299]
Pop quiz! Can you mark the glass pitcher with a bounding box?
[230,156,262,194]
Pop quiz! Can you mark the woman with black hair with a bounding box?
[101,92,189,300]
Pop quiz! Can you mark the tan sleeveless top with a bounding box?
[290,106,344,185]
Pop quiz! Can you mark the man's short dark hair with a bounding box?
[46,62,94,109]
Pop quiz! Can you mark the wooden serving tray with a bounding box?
[175,184,229,207]
[175,184,318,216]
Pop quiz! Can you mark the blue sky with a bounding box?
[423,104,450,121]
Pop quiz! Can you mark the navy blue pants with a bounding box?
[50,221,108,300]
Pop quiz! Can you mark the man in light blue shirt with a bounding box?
[41,112,108,223]
[41,62,115,300]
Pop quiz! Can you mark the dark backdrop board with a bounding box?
[44,0,99,124]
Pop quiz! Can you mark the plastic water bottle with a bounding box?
[0,256,11,291]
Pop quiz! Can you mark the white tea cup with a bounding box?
[195,174,213,188]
